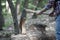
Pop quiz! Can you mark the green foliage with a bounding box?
[28,3,36,9]
[2,0,48,28]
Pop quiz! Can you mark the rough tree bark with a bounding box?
[0,0,4,30]
[7,0,19,35]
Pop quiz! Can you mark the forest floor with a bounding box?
[0,10,56,40]
[11,13,56,40]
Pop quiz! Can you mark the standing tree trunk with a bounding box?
[7,0,19,35]
[6,0,11,14]
[15,0,22,33]
[0,0,4,30]
[19,0,28,34]
[15,0,20,15]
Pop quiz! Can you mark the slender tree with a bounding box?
[15,0,22,33]
[7,0,19,35]
[15,0,20,15]
[19,0,28,34]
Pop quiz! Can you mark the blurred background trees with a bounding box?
[0,0,48,34]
